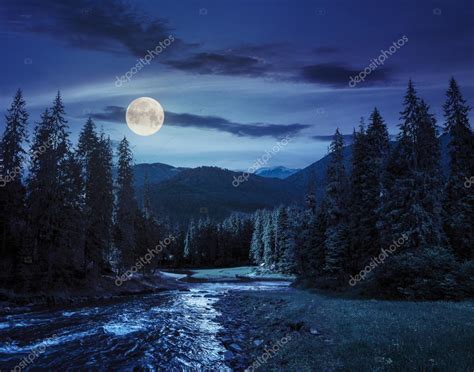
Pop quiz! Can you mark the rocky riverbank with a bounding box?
[214,290,309,371]
[0,272,188,315]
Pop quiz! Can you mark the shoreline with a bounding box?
[0,267,290,316]
[0,272,189,316]
[214,288,308,371]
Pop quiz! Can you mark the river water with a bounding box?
[0,281,290,371]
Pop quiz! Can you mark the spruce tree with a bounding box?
[262,210,276,269]
[27,93,81,287]
[378,81,420,252]
[297,170,326,282]
[250,210,264,264]
[77,117,98,167]
[184,219,197,264]
[143,170,153,219]
[377,81,455,297]
[414,100,446,250]
[0,89,29,285]
[115,137,137,269]
[59,152,85,278]
[79,122,115,276]
[323,129,349,276]
[348,121,368,271]
[274,205,287,270]
[354,109,389,266]
[443,78,474,260]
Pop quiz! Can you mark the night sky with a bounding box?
[1,0,473,169]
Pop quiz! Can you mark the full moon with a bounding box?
[126,97,164,136]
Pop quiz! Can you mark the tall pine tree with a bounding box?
[0,90,29,285]
[323,129,349,276]
[115,137,137,269]
[443,78,474,260]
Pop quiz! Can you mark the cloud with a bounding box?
[163,45,392,88]
[0,0,180,56]
[163,52,271,77]
[88,105,125,122]
[88,106,309,138]
[299,63,391,87]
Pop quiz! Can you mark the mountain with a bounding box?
[255,166,300,179]
[283,133,451,202]
[145,166,299,223]
[133,162,187,188]
[134,134,451,222]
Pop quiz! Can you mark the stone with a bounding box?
[229,343,242,352]
[310,327,319,335]
[253,339,264,346]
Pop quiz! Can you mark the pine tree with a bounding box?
[443,78,474,260]
[79,122,115,276]
[184,219,196,263]
[323,129,349,276]
[0,89,29,285]
[414,100,446,250]
[305,170,317,215]
[348,120,368,271]
[350,109,389,270]
[274,205,287,270]
[115,137,137,269]
[77,117,98,168]
[378,81,421,252]
[282,206,298,273]
[58,152,85,278]
[250,210,264,264]
[262,210,276,269]
[26,93,81,287]
[376,81,455,297]
[143,170,153,219]
[297,168,326,282]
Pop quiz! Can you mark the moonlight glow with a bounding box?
[126,97,164,136]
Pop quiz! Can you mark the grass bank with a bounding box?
[188,266,295,281]
[218,288,474,371]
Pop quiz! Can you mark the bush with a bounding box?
[456,260,474,297]
[372,248,462,300]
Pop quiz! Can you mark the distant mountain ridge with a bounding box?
[255,166,300,179]
[134,134,451,221]
[133,162,187,188]
[142,166,299,223]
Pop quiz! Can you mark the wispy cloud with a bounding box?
[88,106,310,138]
[299,63,392,87]
[0,0,184,56]
[163,52,270,77]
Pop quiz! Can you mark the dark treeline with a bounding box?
[0,92,180,291]
[181,79,473,299]
[183,214,253,266]
[1,78,472,300]
[246,79,473,299]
